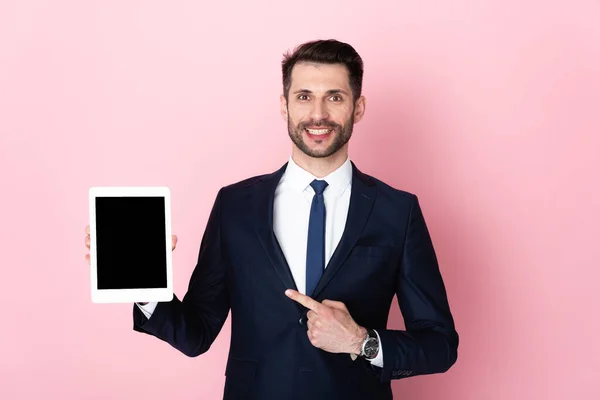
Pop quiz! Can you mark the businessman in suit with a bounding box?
[119,39,457,399]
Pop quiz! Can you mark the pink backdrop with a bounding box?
[1,1,599,399]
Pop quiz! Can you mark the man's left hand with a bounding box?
[285,289,367,355]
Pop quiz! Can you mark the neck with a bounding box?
[291,145,349,178]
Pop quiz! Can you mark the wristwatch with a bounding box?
[359,328,379,359]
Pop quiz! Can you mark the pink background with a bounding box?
[1,0,599,399]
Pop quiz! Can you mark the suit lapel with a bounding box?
[311,162,377,299]
[253,162,299,294]
[253,160,377,302]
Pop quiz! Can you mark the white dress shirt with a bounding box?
[137,156,384,367]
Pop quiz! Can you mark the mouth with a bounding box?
[304,127,333,139]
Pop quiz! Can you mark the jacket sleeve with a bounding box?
[132,188,230,357]
[375,194,459,381]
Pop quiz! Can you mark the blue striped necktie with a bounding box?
[306,179,328,296]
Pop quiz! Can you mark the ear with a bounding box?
[280,94,288,122]
[353,95,366,124]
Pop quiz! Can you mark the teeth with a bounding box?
[306,128,332,135]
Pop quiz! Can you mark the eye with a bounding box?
[297,94,309,101]
[330,95,342,102]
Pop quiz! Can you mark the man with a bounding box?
[85,39,458,399]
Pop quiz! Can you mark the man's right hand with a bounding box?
[84,224,178,305]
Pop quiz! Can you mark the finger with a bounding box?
[285,289,323,313]
[308,317,322,330]
[171,235,178,250]
[307,310,317,321]
[307,329,317,346]
[85,225,89,235]
[85,254,90,265]
[85,235,90,249]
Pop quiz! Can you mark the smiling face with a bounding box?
[281,62,365,160]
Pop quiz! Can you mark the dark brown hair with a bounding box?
[281,39,364,102]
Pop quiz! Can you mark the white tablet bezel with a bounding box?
[89,186,173,303]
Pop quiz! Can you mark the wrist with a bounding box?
[351,326,368,355]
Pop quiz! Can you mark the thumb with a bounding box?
[322,299,347,311]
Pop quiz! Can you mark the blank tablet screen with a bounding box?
[95,196,167,290]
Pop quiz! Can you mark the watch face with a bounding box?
[364,338,379,358]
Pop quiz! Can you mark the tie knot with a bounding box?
[310,179,328,195]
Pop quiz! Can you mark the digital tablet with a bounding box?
[88,186,173,303]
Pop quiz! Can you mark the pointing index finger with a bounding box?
[285,289,323,313]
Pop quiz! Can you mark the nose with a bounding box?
[308,99,329,122]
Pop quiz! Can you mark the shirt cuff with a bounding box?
[136,302,158,319]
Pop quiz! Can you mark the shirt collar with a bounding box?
[281,156,353,197]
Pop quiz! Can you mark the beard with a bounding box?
[287,108,354,158]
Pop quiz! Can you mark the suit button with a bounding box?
[299,316,305,326]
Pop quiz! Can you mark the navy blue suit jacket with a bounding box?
[133,161,458,400]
